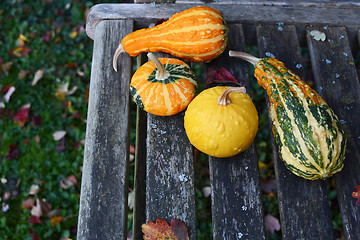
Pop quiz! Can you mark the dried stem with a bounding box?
[147,53,170,80]
[229,50,262,66]
[217,87,246,106]
[113,43,125,72]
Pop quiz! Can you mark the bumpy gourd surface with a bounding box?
[121,6,228,62]
[256,58,346,180]
[184,86,258,158]
[130,58,197,116]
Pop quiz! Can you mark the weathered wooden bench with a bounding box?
[77,1,360,239]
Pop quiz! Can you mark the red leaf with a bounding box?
[55,137,66,152]
[31,115,42,126]
[205,66,240,87]
[6,144,20,160]
[28,216,42,224]
[42,31,51,43]
[142,218,189,240]
[352,185,360,206]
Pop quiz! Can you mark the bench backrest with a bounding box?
[78,1,360,239]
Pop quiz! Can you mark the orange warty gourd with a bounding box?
[130,53,197,116]
[113,6,228,71]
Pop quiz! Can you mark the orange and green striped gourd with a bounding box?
[113,6,228,71]
[229,51,346,180]
[130,53,197,116]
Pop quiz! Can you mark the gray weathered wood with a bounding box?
[307,26,360,240]
[256,24,334,240]
[208,24,266,240]
[77,20,133,240]
[85,3,360,49]
[145,53,196,240]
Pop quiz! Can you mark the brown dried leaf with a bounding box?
[142,218,189,240]
[21,198,35,209]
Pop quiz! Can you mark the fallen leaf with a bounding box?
[142,218,189,240]
[60,176,76,189]
[1,62,13,75]
[18,69,31,79]
[3,191,11,201]
[6,144,20,160]
[55,137,66,152]
[32,115,42,126]
[28,216,42,224]
[51,216,63,227]
[55,82,78,100]
[352,185,360,206]
[310,30,326,41]
[13,103,31,126]
[202,186,211,198]
[30,198,52,217]
[10,45,31,58]
[29,184,40,195]
[205,66,240,87]
[3,86,15,103]
[53,130,67,141]
[265,214,281,234]
[31,69,45,86]
[2,203,10,212]
[22,198,35,209]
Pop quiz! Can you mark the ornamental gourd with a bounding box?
[184,86,258,158]
[130,53,197,116]
[113,6,228,71]
[229,51,346,180]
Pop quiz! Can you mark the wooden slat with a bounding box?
[307,26,360,240]
[145,52,196,239]
[208,24,266,240]
[256,24,334,240]
[77,20,133,240]
[85,3,360,49]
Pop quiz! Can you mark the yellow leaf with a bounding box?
[19,34,29,42]
[69,30,78,39]
[258,161,268,170]
[51,216,63,227]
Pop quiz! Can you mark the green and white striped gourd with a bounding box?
[230,51,346,180]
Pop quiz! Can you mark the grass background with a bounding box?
[0,0,352,239]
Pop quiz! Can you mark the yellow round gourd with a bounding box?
[184,86,258,158]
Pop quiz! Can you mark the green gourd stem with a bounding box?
[147,53,170,80]
[229,50,262,66]
[217,87,246,106]
[113,43,125,72]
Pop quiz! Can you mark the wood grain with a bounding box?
[85,3,360,49]
[145,54,196,240]
[256,24,334,240]
[307,26,360,240]
[208,24,266,240]
[77,20,133,240]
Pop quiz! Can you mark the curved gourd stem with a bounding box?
[147,53,170,80]
[229,50,262,66]
[113,43,125,72]
[217,87,246,106]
